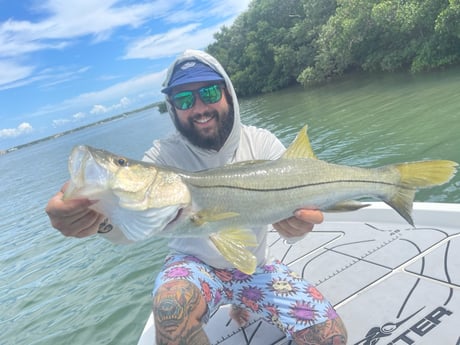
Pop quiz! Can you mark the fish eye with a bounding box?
[115,157,128,166]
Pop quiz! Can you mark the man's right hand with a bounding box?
[45,182,104,238]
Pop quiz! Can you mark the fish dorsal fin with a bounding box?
[282,125,317,159]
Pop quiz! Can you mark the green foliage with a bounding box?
[207,0,460,94]
[207,0,336,96]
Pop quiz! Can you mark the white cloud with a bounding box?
[119,96,130,107]
[23,68,165,124]
[0,0,159,87]
[0,0,251,74]
[41,70,165,117]
[73,112,86,120]
[90,104,109,115]
[123,0,251,60]
[52,111,86,127]
[124,22,227,60]
[90,96,131,115]
[1,0,253,143]
[0,122,34,138]
[0,63,91,91]
[0,0,252,91]
[0,60,35,86]
[0,1,158,58]
[162,0,251,24]
[51,95,134,128]
[52,118,71,127]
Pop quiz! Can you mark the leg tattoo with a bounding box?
[293,317,348,345]
[153,280,209,345]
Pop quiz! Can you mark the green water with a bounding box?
[240,68,460,202]
[1,68,459,345]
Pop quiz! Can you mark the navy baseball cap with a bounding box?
[161,61,224,94]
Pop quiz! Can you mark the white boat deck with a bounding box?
[138,202,460,345]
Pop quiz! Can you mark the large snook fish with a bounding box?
[64,126,457,274]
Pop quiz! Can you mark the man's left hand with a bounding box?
[273,209,323,242]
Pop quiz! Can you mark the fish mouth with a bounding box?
[68,145,90,181]
[65,145,111,199]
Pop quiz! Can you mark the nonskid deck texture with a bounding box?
[138,202,460,345]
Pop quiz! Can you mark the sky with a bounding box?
[0,0,252,150]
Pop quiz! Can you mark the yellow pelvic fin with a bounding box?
[388,160,458,226]
[282,125,317,160]
[190,209,239,226]
[209,228,258,275]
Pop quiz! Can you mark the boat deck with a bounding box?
[138,202,460,345]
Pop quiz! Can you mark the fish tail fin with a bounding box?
[396,160,458,187]
[388,160,458,226]
[210,228,258,275]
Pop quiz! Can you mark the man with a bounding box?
[46,49,347,344]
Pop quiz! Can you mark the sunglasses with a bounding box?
[171,84,224,110]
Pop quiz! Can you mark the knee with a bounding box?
[293,316,348,345]
[153,280,207,325]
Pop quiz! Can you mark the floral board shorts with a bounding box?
[152,253,339,339]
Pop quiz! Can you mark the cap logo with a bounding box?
[180,61,196,70]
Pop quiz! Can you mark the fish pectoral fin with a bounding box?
[324,200,370,212]
[282,125,317,160]
[190,209,239,226]
[209,228,257,275]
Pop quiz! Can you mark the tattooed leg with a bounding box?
[292,317,348,345]
[153,280,210,345]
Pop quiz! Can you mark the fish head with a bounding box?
[63,145,161,206]
[64,145,191,212]
[63,146,193,241]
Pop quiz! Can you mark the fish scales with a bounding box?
[176,160,401,231]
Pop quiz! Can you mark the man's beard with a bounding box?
[174,104,234,151]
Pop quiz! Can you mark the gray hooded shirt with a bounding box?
[106,49,286,268]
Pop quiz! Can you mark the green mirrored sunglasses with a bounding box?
[171,84,223,110]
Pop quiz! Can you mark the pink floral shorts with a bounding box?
[152,253,338,339]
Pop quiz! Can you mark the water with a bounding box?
[1,69,459,344]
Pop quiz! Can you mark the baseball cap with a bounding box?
[161,61,224,94]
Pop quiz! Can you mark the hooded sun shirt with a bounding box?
[141,50,286,269]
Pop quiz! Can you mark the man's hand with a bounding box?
[45,182,104,238]
[273,209,323,242]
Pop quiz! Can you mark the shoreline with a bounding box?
[0,102,164,155]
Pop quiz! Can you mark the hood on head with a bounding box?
[162,49,241,161]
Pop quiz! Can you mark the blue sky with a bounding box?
[0,0,251,150]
